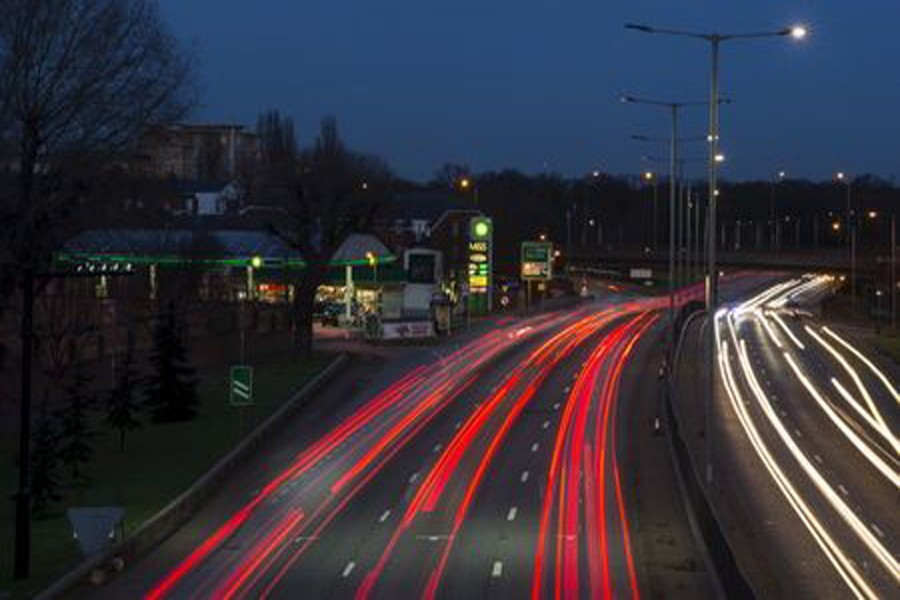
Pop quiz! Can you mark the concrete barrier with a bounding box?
[667,308,754,599]
[37,353,347,599]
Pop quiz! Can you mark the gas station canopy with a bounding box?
[57,229,396,269]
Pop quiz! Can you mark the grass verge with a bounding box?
[0,353,332,598]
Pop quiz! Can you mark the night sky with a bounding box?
[159,1,900,183]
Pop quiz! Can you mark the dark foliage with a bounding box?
[145,304,198,422]
[106,337,143,450]
[31,396,62,517]
[57,365,95,481]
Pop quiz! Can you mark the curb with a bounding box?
[37,353,347,599]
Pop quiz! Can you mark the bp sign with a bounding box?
[468,217,492,294]
[468,217,493,314]
[230,365,254,406]
[521,241,553,280]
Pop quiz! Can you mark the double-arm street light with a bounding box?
[641,153,707,286]
[625,21,808,486]
[621,94,717,366]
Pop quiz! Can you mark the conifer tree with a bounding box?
[145,304,198,422]
[32,396,62,516]
[106,338,142,450]
[58,365,95,481]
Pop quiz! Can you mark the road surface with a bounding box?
[678,275,898,598]
[85,292,717,599]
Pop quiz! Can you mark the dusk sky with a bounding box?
[159,1,900,183]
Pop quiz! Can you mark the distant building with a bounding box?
[376,190,482,288]
[134,123,259,181]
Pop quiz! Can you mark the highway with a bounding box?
[88,290,716,600]
[680,276,898,598]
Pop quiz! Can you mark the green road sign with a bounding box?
[521,241,553,280]
[230,365,254,406]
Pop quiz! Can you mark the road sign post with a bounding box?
[230,365,254,407]
[521,241,553,311]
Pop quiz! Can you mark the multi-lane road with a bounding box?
[679,275,898,599]
[88,290,715,600]
[83,273,897,599]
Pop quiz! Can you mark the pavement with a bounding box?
[74,292,715,599]
[675,275,898,598]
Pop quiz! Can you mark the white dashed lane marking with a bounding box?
[520,470,530,483]
[378,510,391,523]
[531,442,540,453]
[342,562,356,578]
[507,507,518,521]
[492,561,503,577]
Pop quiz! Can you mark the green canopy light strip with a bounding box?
[55,252,397,270]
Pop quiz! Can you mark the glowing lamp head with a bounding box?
[459,177,472,190]
[715,153,726,163]
[643,171,654,181]
[250,256,263,269]
[790,25,808,40]
[831,222,841,232]
[868,211,878,219]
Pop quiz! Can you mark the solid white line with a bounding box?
[378,510,391,523]
[520,470,530,483]
[492,561,503,577]
[342,561,356,577]
[507,507,518,521]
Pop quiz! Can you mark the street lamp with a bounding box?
[622,94,717,366]
[642,171,658,249]
[835,172,856,311]
[864,210,897,332]
[458,176,480,209]
[626,20,808,486]
[770,170,787,252]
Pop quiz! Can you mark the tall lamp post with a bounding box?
[836,172,856,312]
[459,176,480,209]
[642,171,658,250]
[633,134,707,254]
[770,170,787,253]
[621,95,712,365]
[642,153,707,286]
[864,210,897,331]
[626,21,808,486]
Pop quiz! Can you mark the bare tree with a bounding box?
[0,0,193,578]
[270,117,392,356]
[257,109,298,168]
[431,162,470,190]
[0,0,194,296]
